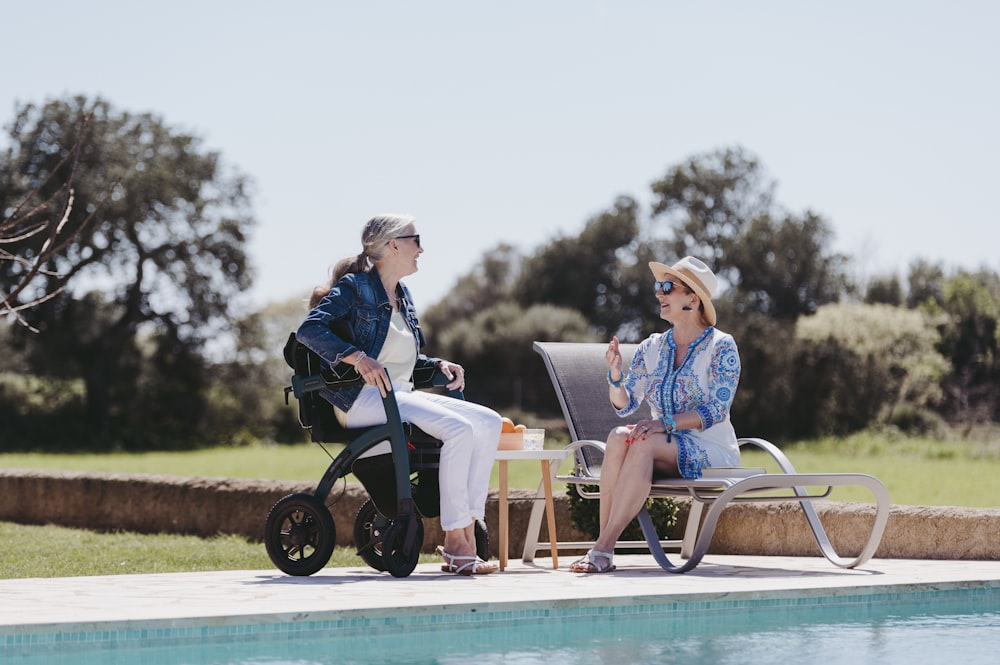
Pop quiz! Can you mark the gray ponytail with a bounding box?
[309,214,415,308]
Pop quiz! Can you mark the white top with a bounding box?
[378,310,419,390]
[335,309,418,427]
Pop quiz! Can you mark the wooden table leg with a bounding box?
[498,459,509,571]
[541,459,559,569]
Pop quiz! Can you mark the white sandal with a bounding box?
[436,546,498,576]
[569,549,615,573]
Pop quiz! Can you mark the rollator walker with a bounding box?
[264,333,488,578]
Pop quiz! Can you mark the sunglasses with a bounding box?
[393,234,421,248]
[653,280,677,295]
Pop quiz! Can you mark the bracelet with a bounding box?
[355,350,367,365]
[607,370,623,388]
[663,414,676,442]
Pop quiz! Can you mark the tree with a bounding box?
[934,269,1000,424]
[0,96,255,448]
[723,312,798,441]
[143,295,319,449]
[865,274,904,306]
[649,145,773,286]
[1,113,109,329]
[423,146,982,436]
[421,242,521,340]
[435,302,597,413]
[792,303,949,436]
[647,147,852,320]
[905,259,946,309]
[728,212,851,319]
[513,196,645,339]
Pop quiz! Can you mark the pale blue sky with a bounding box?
[3,1,998,309]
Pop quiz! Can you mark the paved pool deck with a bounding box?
[2,555,998,647]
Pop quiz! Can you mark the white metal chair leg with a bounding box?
[680,499,704,559]
[519,479,548,563]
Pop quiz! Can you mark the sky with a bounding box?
[3,0,998,310]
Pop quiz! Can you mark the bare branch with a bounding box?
[1,113,111,330]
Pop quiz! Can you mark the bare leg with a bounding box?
[592,434,679,554]
[598,427,630,532]
[443,526,473,557]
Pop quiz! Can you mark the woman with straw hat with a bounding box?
[569,256,742,573]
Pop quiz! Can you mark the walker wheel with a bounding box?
[264,493,336,576]
[381,515,422,578]
[353,498,390,572]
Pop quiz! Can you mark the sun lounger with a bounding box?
[526,341,891,573]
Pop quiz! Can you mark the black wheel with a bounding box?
[353,498,390,572]
[475,519,490,562]
[264,493,336,576]
[381,515,422,578]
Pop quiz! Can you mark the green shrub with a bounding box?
[566,484,677,543]
[791,303,950,438]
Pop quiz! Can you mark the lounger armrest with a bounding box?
[562,439,606,479]
[738,437,800,474]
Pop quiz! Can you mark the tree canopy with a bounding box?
[0,96,255,448]
[728,211,850,318]
[513,195,646,339]
[5,121,997,449]
[650,145,774,283]
[1,112,103,329]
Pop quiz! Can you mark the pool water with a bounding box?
[9,588,999,665]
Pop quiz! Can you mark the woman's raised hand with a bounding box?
[606,335,623,377]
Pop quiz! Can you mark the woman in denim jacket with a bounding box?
[297,214,501,575]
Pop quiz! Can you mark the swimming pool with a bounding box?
[6,586,998,665]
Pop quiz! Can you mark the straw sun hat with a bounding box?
[648,256,718,326]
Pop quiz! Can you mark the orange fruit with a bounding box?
[513,424,527,433]
[501,417,516,433]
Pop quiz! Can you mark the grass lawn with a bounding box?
[741,435,1000,507]
[0,523,371,579]
[2,433,997,506]
[1,432,996,579]
[0,441,565,493]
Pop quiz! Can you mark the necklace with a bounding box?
[659,327,713,426]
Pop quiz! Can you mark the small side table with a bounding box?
[494,449,568,571]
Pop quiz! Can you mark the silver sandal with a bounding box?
[569,549,615,573]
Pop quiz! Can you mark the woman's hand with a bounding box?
[353,351,391,397]
[606,336,623,382]
[437,359,466,392]
[625,419,665,445]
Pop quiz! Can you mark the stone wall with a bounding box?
[1,469,997,560]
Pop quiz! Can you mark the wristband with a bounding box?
[355,350,367,365]
[663,414,676,442]
[607,370,623,388]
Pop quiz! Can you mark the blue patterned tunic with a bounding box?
[615,327,741,478]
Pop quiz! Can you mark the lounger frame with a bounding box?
[524,341,890,573]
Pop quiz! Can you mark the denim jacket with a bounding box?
[295,268,441,411]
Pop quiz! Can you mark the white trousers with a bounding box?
[345,386,502,532]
